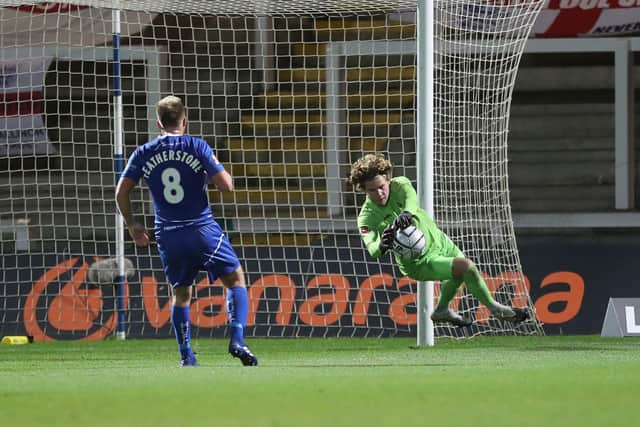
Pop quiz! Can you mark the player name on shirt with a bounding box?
[141,149,203,178]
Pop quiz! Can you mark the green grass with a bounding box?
[1,336,639,427]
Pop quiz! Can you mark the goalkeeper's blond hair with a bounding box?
[348,153,393,191]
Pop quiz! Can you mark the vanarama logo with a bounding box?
[23,257,586,340]
[24,257,129,341]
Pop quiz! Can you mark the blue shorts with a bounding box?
[156,222,241,288]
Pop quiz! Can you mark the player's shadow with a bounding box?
[263,363,458,368]
[521,345,625,352]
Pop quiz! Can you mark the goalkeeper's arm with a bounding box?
[359,222,394,258]
[394,176,426,229]
[395,176,420,213]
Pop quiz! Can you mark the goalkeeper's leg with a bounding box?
[409,238,529,325]
[461,261,529,324]
[420,256,472,327]
[431,278,472,327]
[404,255,472,327]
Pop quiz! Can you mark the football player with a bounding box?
[116,96,257,366]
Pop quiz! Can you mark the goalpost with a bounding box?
[0,0,545,342]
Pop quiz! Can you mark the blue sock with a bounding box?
[171,305,193,360]
[226,286,248,346]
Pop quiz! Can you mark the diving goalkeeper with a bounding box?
[348,153,529,327]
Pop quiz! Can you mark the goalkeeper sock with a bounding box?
[461,265,515,315]
[462,264,497,308]
[226,286,248,346]
[435,278,463,311]
[171,305,193,360]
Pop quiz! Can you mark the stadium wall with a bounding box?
[518,233,638,335]
[2,234,635,340]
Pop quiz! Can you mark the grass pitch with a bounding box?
[1,336,638,427]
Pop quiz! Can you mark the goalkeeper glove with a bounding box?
[379,226,395,254]
[393,211,414,229]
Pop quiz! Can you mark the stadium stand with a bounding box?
[2,13,636,253]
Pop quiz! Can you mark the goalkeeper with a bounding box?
[348,154,528,327]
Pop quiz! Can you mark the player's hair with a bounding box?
[348,153,393,190]
[156,95,186,129]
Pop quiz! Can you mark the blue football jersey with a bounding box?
[122,134,224,230]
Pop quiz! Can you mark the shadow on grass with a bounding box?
[522,345,625,352]
[244,363,457,368]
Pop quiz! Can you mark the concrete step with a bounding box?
[510,197,612,212]
[212,204,329,219]
[293,19,415,48]
[515,65,640,91]
[509,149,613,163]
[256,88,414,109]
[229,162,325,178]
[169,51,251,69]
[225,136,386,152]
[241,111,408,131]
[209,188,327,205]
[228,232,320,247]
[290,43,327,58]
[277,66,415,83]
[509,103,614,116]
[227,137,323,151]
[510,185,612,201]
[228,148,325,164]
[509,136,613,152]
[508,113,613,139]
[509,161,613,187]
[312,17,415,42]
[238,112,410,137]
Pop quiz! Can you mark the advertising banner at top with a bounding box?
[389,1,640,38]
[5,2,640,41]
[535,1,640,37]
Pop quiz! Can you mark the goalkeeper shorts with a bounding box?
[398,235,464,282]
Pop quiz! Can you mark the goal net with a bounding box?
[0,0,545,341]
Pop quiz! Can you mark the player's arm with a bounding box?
[393,176,420,228]
[115,176,150,247]
[208,168,233,192]
[202,145,233,191]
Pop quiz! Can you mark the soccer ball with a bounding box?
[393,225,426,261]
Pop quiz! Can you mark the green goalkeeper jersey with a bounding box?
[357,176,448,266]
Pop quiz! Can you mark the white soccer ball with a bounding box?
[393,225,426,261]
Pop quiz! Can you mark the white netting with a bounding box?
[0,0,544,341]
[434,1,544,336]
